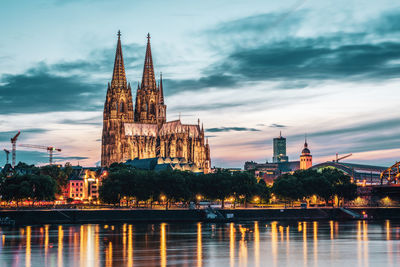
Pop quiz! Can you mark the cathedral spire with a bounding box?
[141,33,156,90]
[159,72,164,104]
[111,30,127,88]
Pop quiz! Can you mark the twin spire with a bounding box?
[111,31,160,94]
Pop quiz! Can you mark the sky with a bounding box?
[1,0,400,168]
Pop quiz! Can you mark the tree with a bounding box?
[203,170,233,209]
[0,174,56,206]
[231,172,259,208]
[99,170,128,204]
[157,170,190,209]
[272,168,357,206]
[255,179,271,204]
[272,174,305,204]
[40,165,71,194]
[31,175,57,202]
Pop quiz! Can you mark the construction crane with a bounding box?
[3,149,10,165]
[19,144,62,165]
[334,153,352,163]
[11,131,21,168]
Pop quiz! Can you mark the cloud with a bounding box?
[206,127,261,133]
[0,65,104,114]
[163,75,238,96]
[303,118,400,138]
[53,156,89,161]
[60,117,102,126]
[52,43,143,75]
[239,117,400,150]
[270,123,287,128]
[163,10,400,95]
[4,149,89,165]
[169,102,244,112]
[0,128,47,142]
[0,41,144,115]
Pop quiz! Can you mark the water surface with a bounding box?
[0,220,399,266]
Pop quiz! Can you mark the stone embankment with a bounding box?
[0,207,398,225]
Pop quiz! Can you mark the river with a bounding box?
[0,220,398,266]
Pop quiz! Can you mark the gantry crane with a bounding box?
[3,149,10,165]
[19,144,62,165]
[11,131,21,168]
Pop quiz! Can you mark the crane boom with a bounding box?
[335,153,352,162]
[19,144,62,165]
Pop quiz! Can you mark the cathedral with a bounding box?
[101,32,211,172]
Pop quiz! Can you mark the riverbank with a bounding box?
[0,207,399,225]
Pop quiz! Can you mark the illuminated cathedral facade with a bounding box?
[101,32,211,172]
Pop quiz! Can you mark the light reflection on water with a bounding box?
[0,220,399,267]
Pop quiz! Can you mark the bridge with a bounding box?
[380,161,400,185]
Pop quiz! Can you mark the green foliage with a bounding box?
[255,179,271,203]
[272,174,304,201]
[0,174,56,203]
[203,170,233,208]
[99,169,269,208]
[272,168,357,205]
[40,164,71,194]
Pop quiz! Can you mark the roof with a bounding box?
[312,161,388,175]
[125,123,158,137]
[124,157,204,173]
[125,158,158,170]
[125,119,201,138]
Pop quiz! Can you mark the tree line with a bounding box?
[272,168,357,206]
[99,163,270,208]
[0,162,72,205]
[0,161,358,208]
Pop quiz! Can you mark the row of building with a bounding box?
[244,132,388,186]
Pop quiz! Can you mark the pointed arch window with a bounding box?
[120,101,125,112]
[112,101,118,111]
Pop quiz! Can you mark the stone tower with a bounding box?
[300,137,312,170]
[134,34,167,127]
[101,31,134,167]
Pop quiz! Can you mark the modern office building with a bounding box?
[273,132,289,163]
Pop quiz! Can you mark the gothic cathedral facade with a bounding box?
[101,32,211,172]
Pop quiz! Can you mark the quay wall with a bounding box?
[0,207,399,225]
